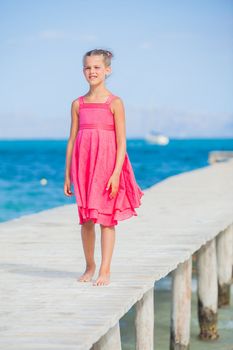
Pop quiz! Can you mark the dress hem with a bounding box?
[76,192,144,226]
[77,210,138,226]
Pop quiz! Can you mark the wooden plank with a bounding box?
[0,159,233,350]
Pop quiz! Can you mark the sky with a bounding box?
[0,0,232,139]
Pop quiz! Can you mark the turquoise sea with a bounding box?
[0,137,233,349]
[1,138,233,223]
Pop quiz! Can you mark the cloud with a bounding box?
[73,34,98,42]
[38,30,66,40]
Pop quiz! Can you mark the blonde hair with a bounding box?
[82,48,114,67]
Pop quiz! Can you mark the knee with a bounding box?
[100,223,115,229]
[83,219,95,227]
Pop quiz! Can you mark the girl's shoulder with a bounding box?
[71,96,81,106]
[70,97,81,116]
[108,95,125,115]
[109,94,124,104]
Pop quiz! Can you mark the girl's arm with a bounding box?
[106,97,126,198]
[64,99,79,185]
[112,97,127,176]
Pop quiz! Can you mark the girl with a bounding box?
[64,48,144,286]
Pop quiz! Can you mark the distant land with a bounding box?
[0,106,232,139]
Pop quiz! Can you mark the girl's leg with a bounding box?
[77,219,96,282]
[93,224,116,286]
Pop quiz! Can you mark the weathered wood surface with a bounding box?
[0,159,233,350]
[216,225,233,307]
[135,287,154,350]
[170,257,192,349]
[196,239,218,340]
[91,322,122,350]
[208,150,233,164]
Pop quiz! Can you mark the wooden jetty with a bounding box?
[0,158,233,349]
[208,150,233,164]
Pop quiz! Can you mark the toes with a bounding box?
[93,279,102,286]
[78,274,92,282]
[92,275,110,286]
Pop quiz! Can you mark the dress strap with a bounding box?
[78,96,84,105]
[105,94,118,104]
[79,94,117,105]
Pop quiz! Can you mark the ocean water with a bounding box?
[0,137,233,349]
[1,138,233,223]
[120,276,233,350]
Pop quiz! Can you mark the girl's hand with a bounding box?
[106,173,120,199]
[64,177,74,196]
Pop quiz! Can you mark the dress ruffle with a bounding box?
[71,134,144,226]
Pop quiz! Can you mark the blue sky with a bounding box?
[0,0,232,138]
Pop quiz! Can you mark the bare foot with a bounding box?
[93,270,110,286]
[77,264,96,282]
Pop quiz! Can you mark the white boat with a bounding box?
[145,130,169,145]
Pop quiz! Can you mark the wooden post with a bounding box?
[196,239,219,340]
[232,224,233,282]
[216,225,233,307]
[91,322,122,350]
[170,257,192,350]
[135,287,154,350]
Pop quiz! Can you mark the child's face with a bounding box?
[83,55,111,85]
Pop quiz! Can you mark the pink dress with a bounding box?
[70,93,144,226]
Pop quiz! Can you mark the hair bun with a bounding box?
[83,48,114,67]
